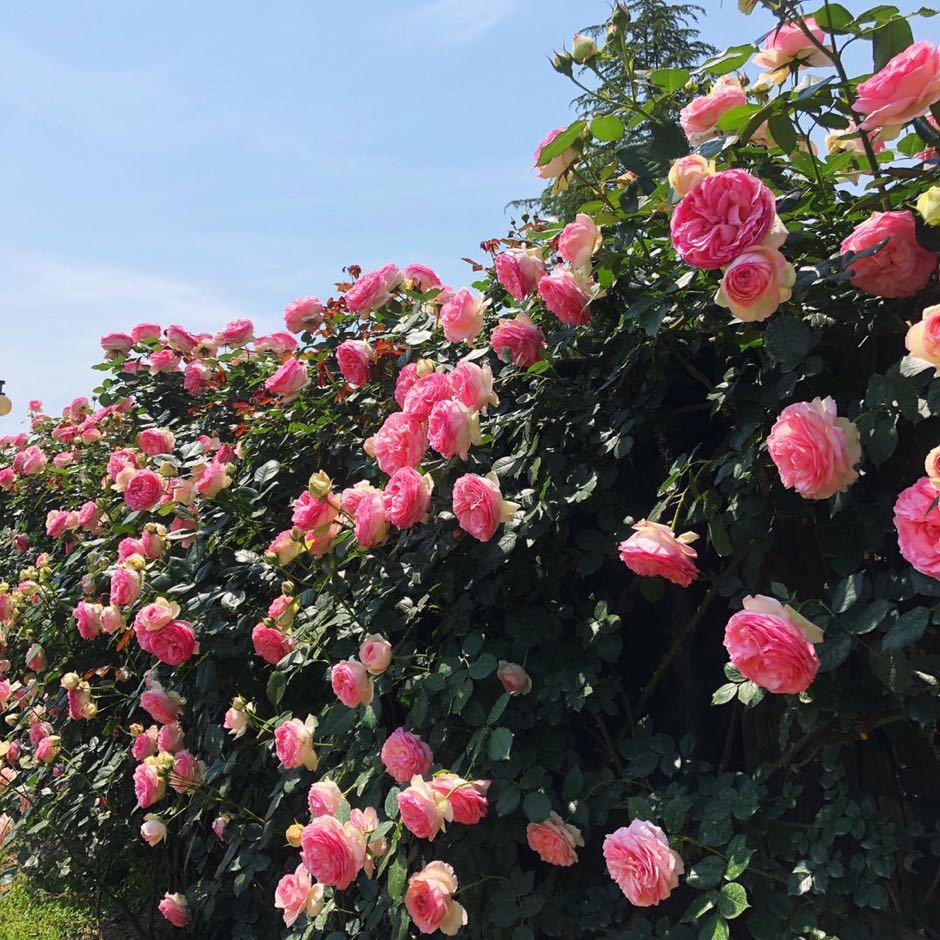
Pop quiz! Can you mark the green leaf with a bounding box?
[813,3,853,31]
[468,653,498,679]
[708,515,732,557]
[698,913,730,940]
[682,892,718,922]
[649,67,690,91]
[384,786,401,819]
[387,854,407,899]
[847,599,893,634]
[522,790,551,822]
[882,607,929,649]
[718,883,749,919]
[767,112,798,154]
[872,17,914,70]
[487,727,513,761]
[266,669,289,706]
[591,114,625,142]
[712,683,738,706]
[724,835,752,880]
[253,459,280,486]
[536,121,585,165]
[764,315,815,371]
[687,855,725,890]
[701,45,755,76]
[716,104,762,132]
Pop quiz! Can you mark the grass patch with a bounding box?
[0,871,97,940]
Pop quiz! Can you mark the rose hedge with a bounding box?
[1,2,940,938]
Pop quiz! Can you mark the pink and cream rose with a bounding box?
[538,267,594,326]
[497,661,532,696]
[252,625,296,665]
[274,863,325,927]
[440,288,487,344]
[679,76,747,145]
[364,412,428,474]
[330,660,374,708]
[494,247,546,299]
[284,296,324,333]
[336,340,374,388]
[300,815,367,890]
[428,399,480,461]
[752,17,831,85]
[124,469,164,511]
[527,811,584,866]
[397,775,453,841]
[274,716,318,771]
[158,893,191,928]
[429,773,489,825]
[558,213,602,270]
[894,476,940,579]
[403,372,453,422]
[265,358,309,401]
[344,263,401,314]
[133,762,166,808]
[381,728,434,783]
[359,634,393,675]
[307,779,344,818]
[603,819,684,906]
[716,245,795,322]
[452,472,518,542]
[534,128,577,180]
[667,154,715,197]
[383,467,433,529]
[405,861,467,936]
[618,520,700,587]
[450,359,498,413]
[490,313,547,367]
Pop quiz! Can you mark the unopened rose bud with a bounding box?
[280,580,295,597]
[158,461,176,478]
[572,33,597,62]
[497,661,532,696]
[917,186,940,227]
[60,672,81,691]
[286,823,304,847]
[140,815,167,846]
[307,470,332,499]
[129,722,144,737]
[416,359,436,378]
[115,668,131,683]
[5,715,17,727]
[231,695,247,712]
[552,50,574,76]
[83,703,98,719]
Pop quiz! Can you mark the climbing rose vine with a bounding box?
[1,2,939,937]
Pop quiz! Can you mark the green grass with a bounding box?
[0,872,97,940]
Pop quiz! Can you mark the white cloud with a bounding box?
[400,0,528,45]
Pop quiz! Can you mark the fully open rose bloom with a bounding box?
[331,660,374,708]
[398,775,453,841]
[138,427,175,456]
[538,266,593,325]
[147,621,199,666]
[559,213,602,270]
[124,469,164,511]
[894,476,940,578]
[440,288,487,343]
[110,566,141,607]
[715,245,795,322]
[300,815,367,889]
[140,815,167,846]
[333,338,376,389]
[429,774,489,825]
[494,247,546,299]
[679,76,747,145]
[671,157,718,204]
[101,331,134,355]
[449,360,498,414]
[133,762,166,808]
[671,169,780,269]
[405,861,468,936]
[359,634,392,675]
[158,893,191,928]
[527,811,584,866]
[274,863,325,927]
[381,727,433,783]
[490,313,547,367]
[403,371,453,421]
[428,399,480,460]
[364,412,428,474]
[292,490,339,533]
[265,358,308,401]
[854,41,940,137]
[533,127,577,179]
[452,472,519,542]
[766,397,861,500]
[350,488,388,549]
[403,263,441,291]
[274,716,318,771]
[345,263,400,313]
[723,594,823,694]
[13,445,47,476]
[140,684,182,724]
[604,820,684,906]
[840,210,936,298]
[752,16,831,85]
[618,520,700,587]
[383,467,432,529]
[307,779,343,817]
[284,296,323,333]
[252,624,295,664]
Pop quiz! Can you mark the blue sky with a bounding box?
[0,0,936,426]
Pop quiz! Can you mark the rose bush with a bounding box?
[0,2,939,938]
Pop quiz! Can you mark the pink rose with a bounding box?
[45,510,73,539]
[110,566,141,607]
[855,41,940,136]
[452,472,518,542]
[350,488,388,549]
[268,594,297,627]
[767,396,861,500]
[140,685,181,724]
[292,491,339,533]
[534,128,577,179]
[336,340,374,388]
[52,451,75,468]
[252,625,295,664]
[274,863,324,927]
[284,296,324,333]
[395,362,421,408]
[381,728,433,784]
[141,527,166,559]
[148,348,180,374]
[195,459,231,499]
[716,245,796,322]
[538,267,593,325]
[926,445,940,487]
[73,601,103,641]
[140,816,167,846]
[359,634,393,675]
[147,620,199,666]
[165,324,197,354]
[134,763,166,808]
[13,445,47,476]
[405,861,467,936]
[35,735,59,763]
[894,476,940,578]
[450,360,498,414]
[494,248,546,300]
[77,500,100,529]
[124,469,164,511]
[398,776,453,841]
[618,520,700,587]
[158,892,190,928]
[403,372,453,422]
[0,469,15,491]
[170,749,204,793]
[667,155,715,197]
[134,599,179,633]
[428,399,480,461]
[300,815,367,889]
[308,779,343,817]
[100,332,134,355]
[344,263,401,314]
[403,263,442,291]
[526,811,584,866]
[224,706,249,739]
[274,717,318,771]
[723,594,822,694]
[132,322,161,342]
[497,661,532,696]
[383,467,433,529]
[440,288,486,344]
[840,210,936,298]
[158,723,184,753]
[138,428,176,456]
[603,820,684,906]
[26,642,46,672]
[216,318,254,347]
[265,358,309,401]
[255,332,297,355]
[670,169,778,269]
[331,660,374,708]
[558,213,601,270]
[266,530,304,565]
[184,360,213,397]
[490,313,547,368]
[679,78,747,144]
[364,412,428,474]
[752,17,831,83]
[429,773,489,825]
[907,305,940,373]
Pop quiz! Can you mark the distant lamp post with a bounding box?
[0,381,12,417]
